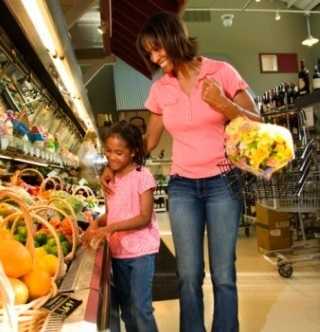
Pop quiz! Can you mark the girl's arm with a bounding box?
[100,166,115,195]
[97,188,154,236]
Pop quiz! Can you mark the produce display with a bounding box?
[225,116,295,179]
[0,192,62,332]
[0,165,101,331]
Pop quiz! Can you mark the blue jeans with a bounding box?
[168,171,242,332]
[112,254,158,332]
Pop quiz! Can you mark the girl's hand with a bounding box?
[201,78,227,111]
[81,228,97,248]
[96,224,115,242]
[89,225,115,248]
[100,166,115,195]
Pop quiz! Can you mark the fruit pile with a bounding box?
[0,230,58,306]
[34,229,71,257]
[7,218,73,258]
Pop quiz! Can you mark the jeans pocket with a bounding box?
[222,169,243,200]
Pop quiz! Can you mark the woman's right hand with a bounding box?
[100,166,115,195]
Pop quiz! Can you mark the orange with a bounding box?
[22,269,51,300]
[0,228,12,240]
[0,239,32,278]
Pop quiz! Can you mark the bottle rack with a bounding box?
[154,184,168,213]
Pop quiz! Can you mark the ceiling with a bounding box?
[281,0,320,10]
[59,0,320,80]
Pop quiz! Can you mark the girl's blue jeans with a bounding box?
[112,254,158,332]
[168,171,242,332]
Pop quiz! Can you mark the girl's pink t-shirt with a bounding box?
[106,166,160,259]
[145,57,248,179]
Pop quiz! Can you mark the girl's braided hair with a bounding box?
[105,120,145,169]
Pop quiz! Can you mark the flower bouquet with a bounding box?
[225,117,295,179]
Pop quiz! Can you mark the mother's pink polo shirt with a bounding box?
[145,57,248,179]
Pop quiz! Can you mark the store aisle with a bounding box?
[154,213,320,332]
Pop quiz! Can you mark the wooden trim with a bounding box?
[100,0,111,54]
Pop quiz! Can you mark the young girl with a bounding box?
[84,120,160,332]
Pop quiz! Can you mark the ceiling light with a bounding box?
[302,36,319,47]
[302,14,319,47]
[21,0,96,131]
[275,11,281,21]
[21,0,57,57]
[255,0,261,2]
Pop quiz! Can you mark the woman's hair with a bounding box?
[136,12,197,74]
[104,120,145,169]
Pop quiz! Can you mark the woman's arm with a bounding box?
[94,189,154,237]
[96,213,107,227]
[100,166,114,195]
[144,113,164,153]
[202,78,261,121]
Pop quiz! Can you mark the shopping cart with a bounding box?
[253,140,320,278]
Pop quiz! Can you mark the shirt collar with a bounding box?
[158,57,219,86]
[197,57,220,81]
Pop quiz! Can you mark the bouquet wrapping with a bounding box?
[225,116,295,179]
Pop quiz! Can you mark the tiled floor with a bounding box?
[154,213,320,332]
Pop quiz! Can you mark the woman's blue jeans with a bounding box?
[112,254,158,332]
[168,171,242,332]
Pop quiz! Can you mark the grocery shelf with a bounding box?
[0,152,52,168]
[295,89,320,109]
[0,151,77,169]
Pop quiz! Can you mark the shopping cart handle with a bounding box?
[300,139,314,160]
[299,148,313,173]
[296,158,312,196]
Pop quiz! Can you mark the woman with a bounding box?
[104,12,260,332]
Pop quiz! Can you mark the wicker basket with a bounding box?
[10,169,44,187]
[0,191,63,332]
[29,200,78,262]
[45,176,64,190]
[38,177,61,198]
[72,185,95,198]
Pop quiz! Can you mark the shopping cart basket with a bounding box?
[254,140,320,278]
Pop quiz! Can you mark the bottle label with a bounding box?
[313,78,320,90]
[299,78,305,89]
[299,79,307,95]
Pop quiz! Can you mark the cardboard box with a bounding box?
[256,222,292,250]
[255,204,292,250]
[256,203,290,227]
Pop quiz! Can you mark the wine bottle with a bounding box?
[312,63,320,91]
[298,60,310,95]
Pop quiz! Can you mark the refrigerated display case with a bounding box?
[0,2,111,331]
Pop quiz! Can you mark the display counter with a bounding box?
[41,242,111,332]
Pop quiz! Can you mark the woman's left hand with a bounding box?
[201,78,227,111]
